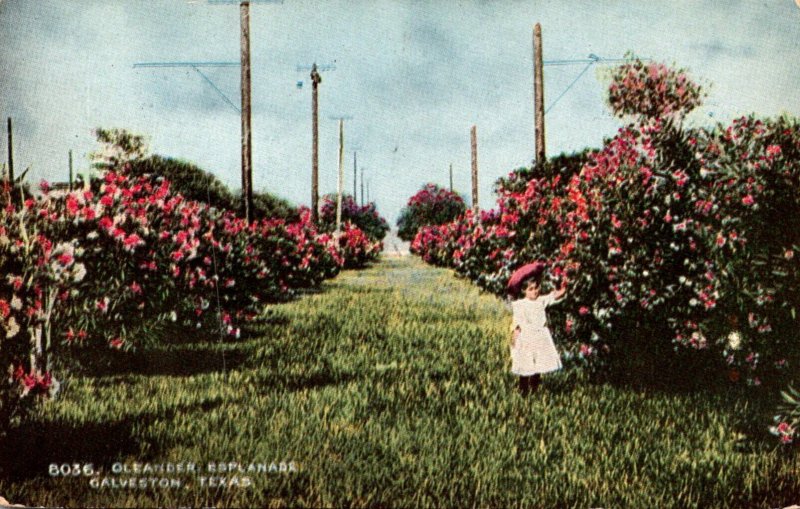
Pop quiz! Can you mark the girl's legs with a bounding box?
[518,375,542,395]
[530,374,541,392]
[518,376,530,394]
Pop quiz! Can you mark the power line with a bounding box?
[133,61,241,114]
[543,54,647,114]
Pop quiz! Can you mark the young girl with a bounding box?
[509,264,566,395]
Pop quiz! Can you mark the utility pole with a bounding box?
[353,150,357,200]
[360,166,365,206]
[337,119,344,232]
[239,0,253,222]
[449,163,453,193]
[311,64,321,223]
[533,23,546,166]
[471,125,478,213]
[6,117,14,184]
[329,115,352,233]
[68,150,73,191]
[297,62,335,223]
[207,0,283,221]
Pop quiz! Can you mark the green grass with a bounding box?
[1,256,798,508]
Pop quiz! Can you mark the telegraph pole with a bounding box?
[311,64,321,222]
[297,62,335,222]
[533,23,546,166]
[360,166,365,206]
[207,0,284,221]
[353,150,357,199]
[337,119,344,232]
[471,125,478,213]
[449,163,453,193]
[6,118,14,184]
[68,150,73,191]
[329,115,352,233]
[239,0,253,222]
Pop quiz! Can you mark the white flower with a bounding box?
[10,295,22,310]
[169,310,178,322]
[87,231,99,240]
[689,298,699,307]
[5,316,19,338]
[727,331,742,350]
[72,263,87,283]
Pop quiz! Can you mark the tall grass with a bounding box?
[1,257,797,508]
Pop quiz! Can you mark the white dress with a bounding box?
[510,293,562,376]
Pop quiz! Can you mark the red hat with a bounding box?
[507,262,545,297]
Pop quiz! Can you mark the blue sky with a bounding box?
[1,0,799,223]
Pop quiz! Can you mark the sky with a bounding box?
[1,0,799,224]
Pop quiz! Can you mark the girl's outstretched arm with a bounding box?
[553,284,567,300]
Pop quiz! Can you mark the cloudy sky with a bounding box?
[1,0,799,223]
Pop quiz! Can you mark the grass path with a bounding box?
[1,256,799,508]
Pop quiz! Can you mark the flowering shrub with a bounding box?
[334,222,383,269]
[608,55,705,121]
[412,59,800,401]
[1,130,379,437]
[319,194,390,242]
[1,179,67,438]
[397,184,466,241]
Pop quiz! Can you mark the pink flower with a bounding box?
[57,253,74,266]
[742,195,754,206]
[766,144,782,157]
[123,233,143,250]
[579,306,590,316]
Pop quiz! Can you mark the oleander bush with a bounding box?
[0,129,385,440]
[410,58,800,442]
[319,193,390,242]
[397,183,466,241]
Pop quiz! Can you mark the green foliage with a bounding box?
[92,128,147,170]
[246,190,300,222]
[127,155,238,212]
[93,128,299,221]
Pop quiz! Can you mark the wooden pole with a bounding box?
[471,125,478,213]
[68,150,74,191]
[240,1,253,222]
[311,64,321,222]
[533,23,546,166]
[336,120,344,233]
[449,163,453,192]
[7,117,14,184]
